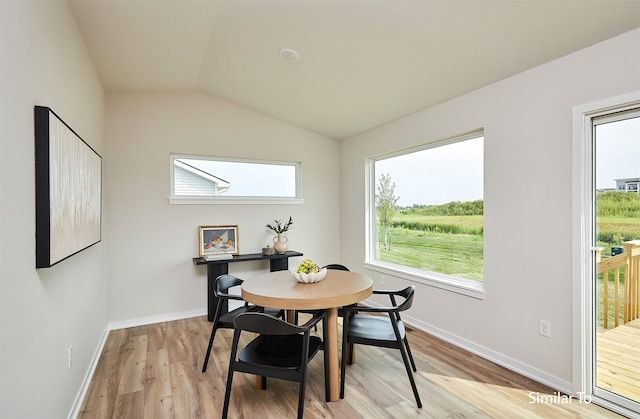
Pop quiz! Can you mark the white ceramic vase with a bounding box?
[273,233,288,254]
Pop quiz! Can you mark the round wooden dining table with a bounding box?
[241,269,373,401]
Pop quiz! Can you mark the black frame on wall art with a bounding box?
[34,106,102,268]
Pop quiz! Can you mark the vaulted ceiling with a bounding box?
[68,0,640,140]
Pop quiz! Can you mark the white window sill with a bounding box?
[169,197,304,205]
[363,261,485,300]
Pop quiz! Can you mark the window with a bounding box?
[170,154,302,204]
[366,132,484,297]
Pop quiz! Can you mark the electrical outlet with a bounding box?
[539,319,551,338]
[379,274,385,284]
[68,345,73,369]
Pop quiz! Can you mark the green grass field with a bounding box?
[377,208,638,286]
[377,214,483,281]
[597,216,640,253]
[393,214,483,229]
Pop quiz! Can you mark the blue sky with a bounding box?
[595,116,640,190]
[375,136,484,207]
[180,158,296,197]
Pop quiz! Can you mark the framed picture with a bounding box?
[199,225,239,257]
[34,106,102,268]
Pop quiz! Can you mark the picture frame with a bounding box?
[199,225,239,257]
[34,106,102,268]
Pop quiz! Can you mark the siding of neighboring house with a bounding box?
[174,165,218,195]
[615,177,640,192]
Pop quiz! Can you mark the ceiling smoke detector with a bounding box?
[279,48,300,62]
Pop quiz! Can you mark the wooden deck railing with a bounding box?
[596,240,640,329]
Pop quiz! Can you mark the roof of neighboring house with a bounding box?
[174,159,230,190]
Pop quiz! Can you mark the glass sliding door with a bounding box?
[592,108,640,412]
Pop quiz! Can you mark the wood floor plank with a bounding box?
[147,322,168,352]
[166,320,189,364]
[112,390,144,419]
[143,348,173,419]
[117,334,148,395]
[79,316,626,418]
[169,360,203,418]
[195,378,220,419]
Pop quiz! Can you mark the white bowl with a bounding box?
[290,267,327,284]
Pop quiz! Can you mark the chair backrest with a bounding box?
[214,274,244,298]
[322,264,349,271]
[392,286,415,312]
[234,312,307,336]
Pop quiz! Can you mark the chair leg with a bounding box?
[297,382,306,419]
[398,338,422,408]
[322,316,330,402]
[346,312,355,364]
[201,325,219,372]
[222,369,234,418]
[340,315,349,399]
[202,300,225,373]
[223,329,243,418]
[347,343,355,365]
[403,337,417,372]
[297,343,310,419]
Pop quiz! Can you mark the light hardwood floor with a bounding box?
[78,315,623,418]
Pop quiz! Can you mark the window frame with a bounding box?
[365,131,485,299]
[169,153,303,205]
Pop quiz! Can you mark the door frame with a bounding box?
[571,91,640,417]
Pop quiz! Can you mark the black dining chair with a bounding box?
[340,285,422,408]
[322,263,350,271]
[294,264,351,327]
[201,274,283,373]
[322,264,359,318]
[222,311,329,419]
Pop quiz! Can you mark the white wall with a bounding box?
[0,1,106,418]
[105,92,340,324]
[340,29,640,391]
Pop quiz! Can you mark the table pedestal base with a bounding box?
[325,307,339,401]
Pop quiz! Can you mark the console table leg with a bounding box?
[270,258,290,271]
[196,251,302,322]
[207,264,228,321]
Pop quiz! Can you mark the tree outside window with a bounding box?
[376,173,399,250]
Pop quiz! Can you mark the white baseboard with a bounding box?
[402,313,573,394]
[68,327,109,419]
[108,307,208,331]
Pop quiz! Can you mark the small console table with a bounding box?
[193,250,303,321]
